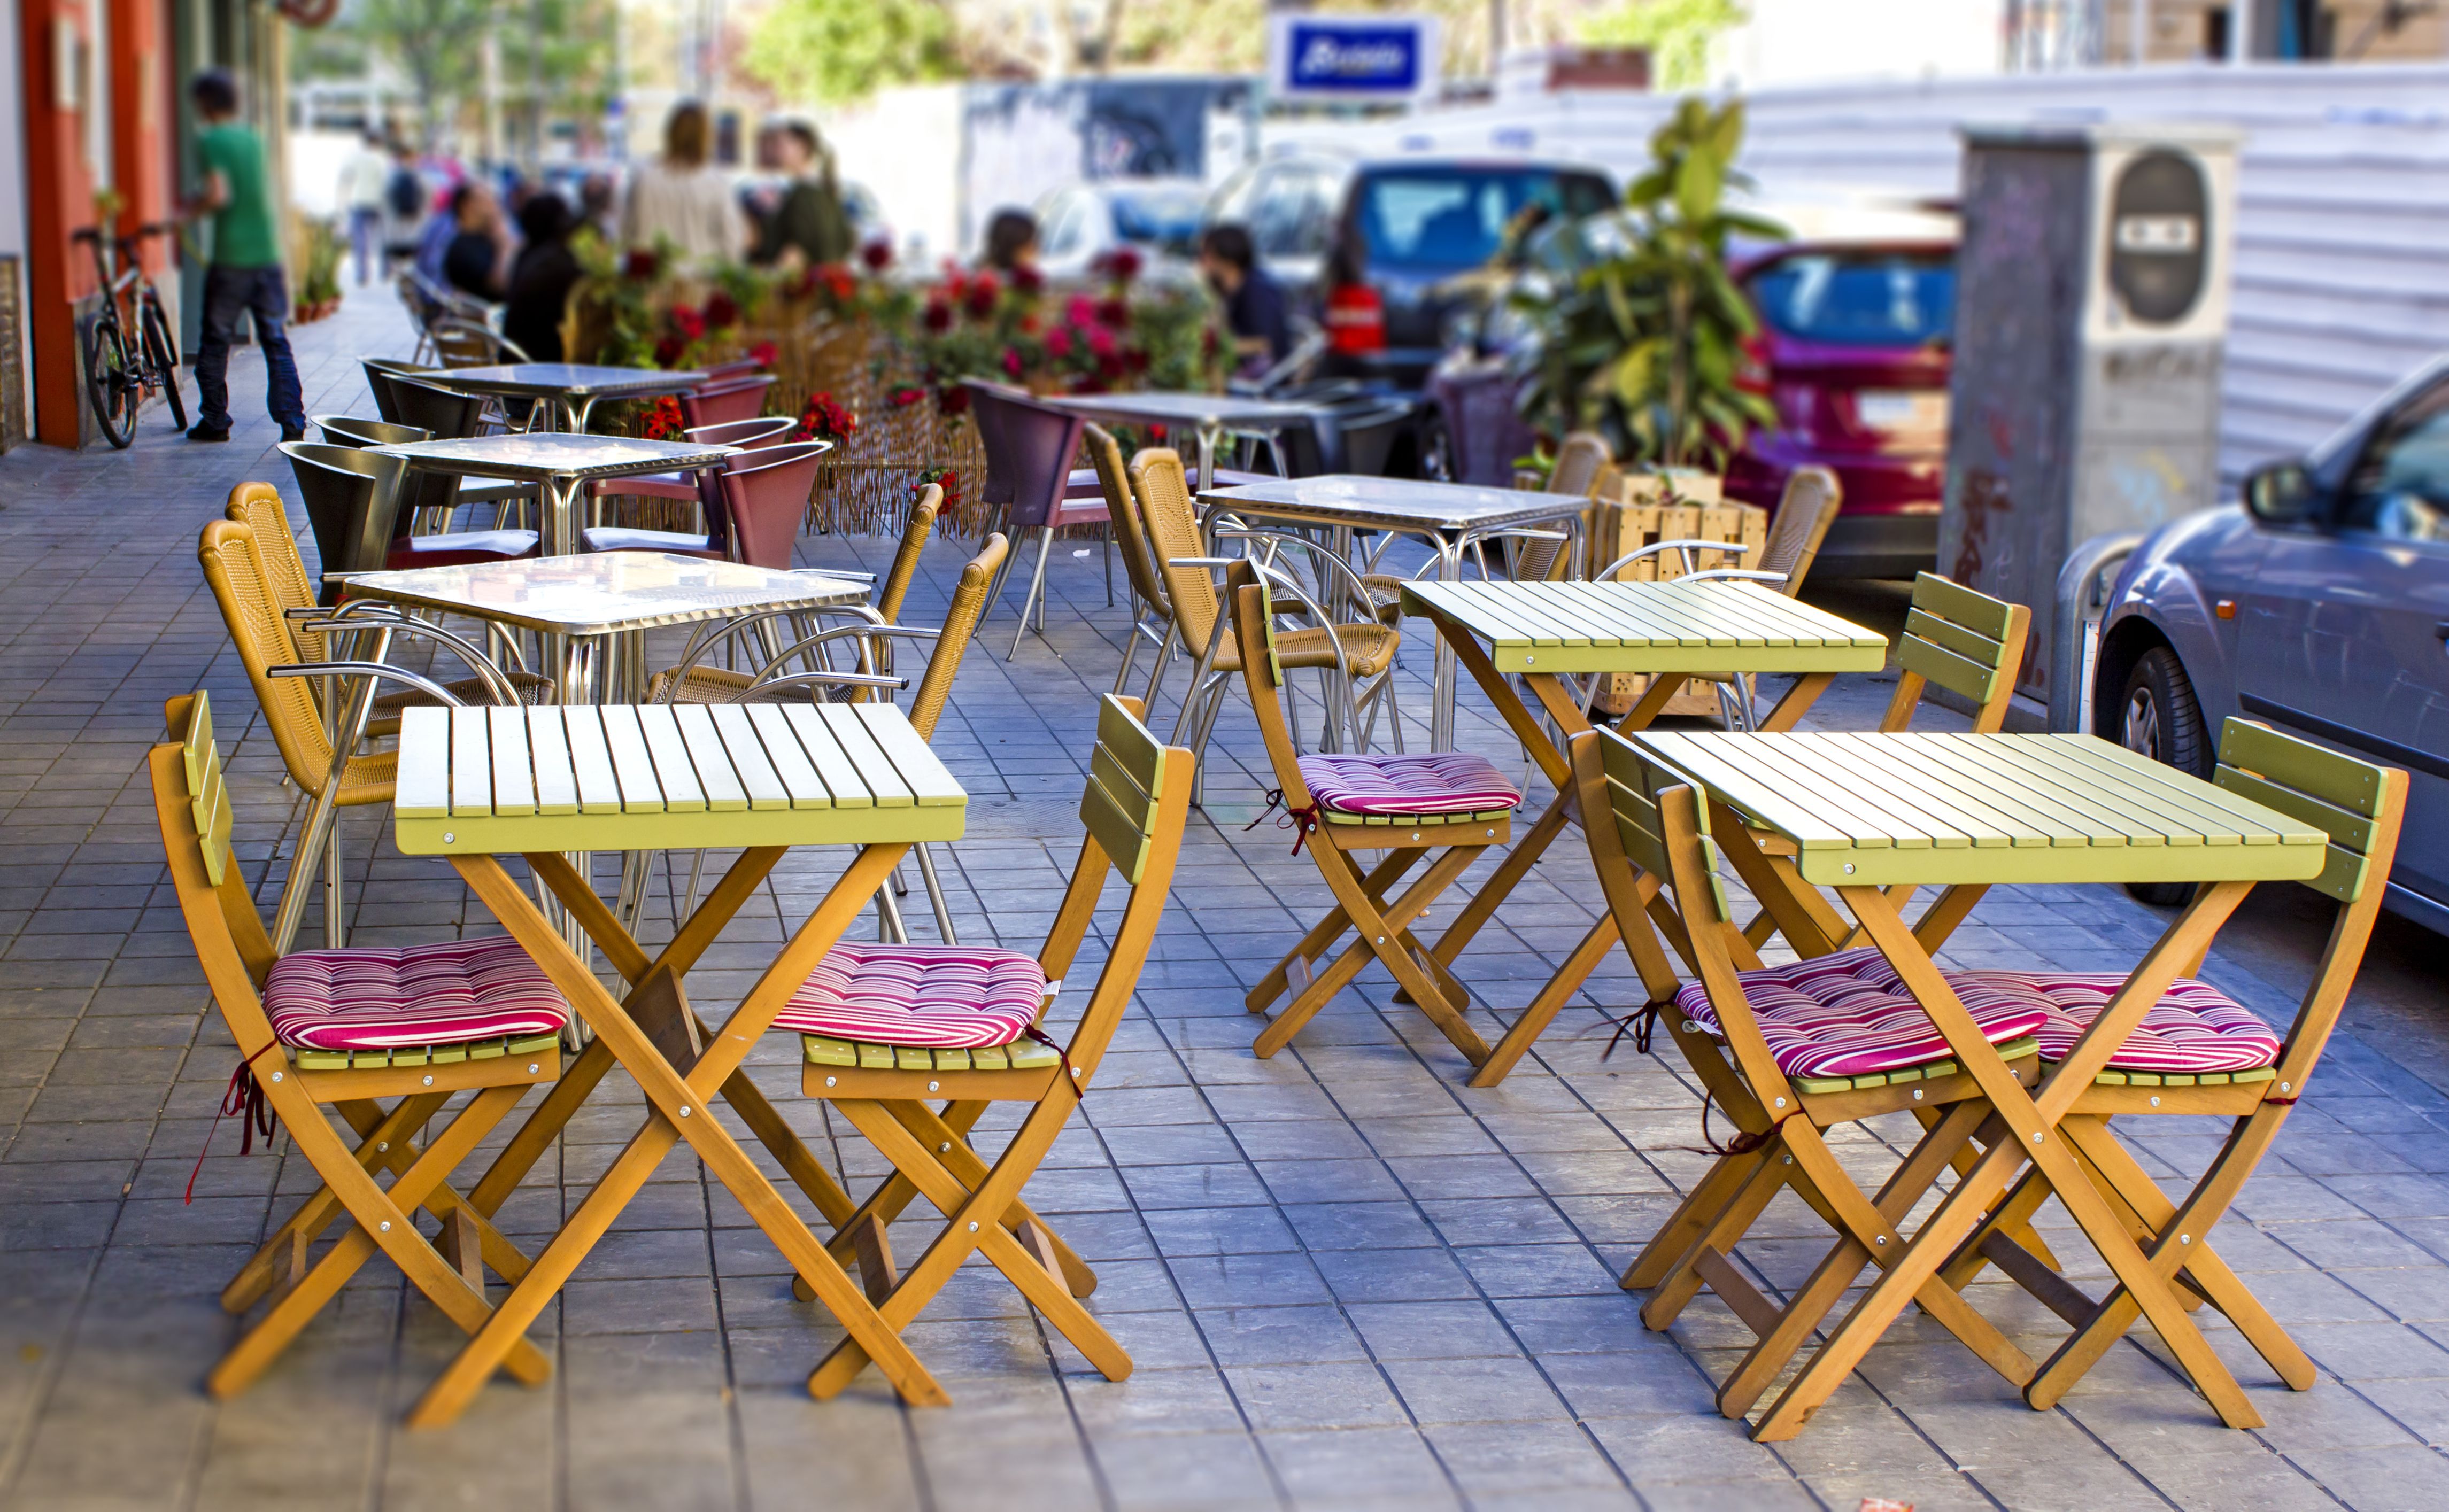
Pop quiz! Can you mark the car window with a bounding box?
[1354,169,1612,271]
[1250,168,1335,259]
[1108,185,1207,246]
[2342,382,2449,542]
[1040,192,1091,258]
[1747,252,1955,347]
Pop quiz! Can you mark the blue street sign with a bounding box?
[1269,14,1441,102]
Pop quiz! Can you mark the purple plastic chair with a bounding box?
[720,440,833,570]
[964,381,1114,654]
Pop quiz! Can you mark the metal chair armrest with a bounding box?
[1678,569,1788,585]
[295,614,527,706]
[268,662,473,706]
[735,671,908,701]
[1594,538,1752,580]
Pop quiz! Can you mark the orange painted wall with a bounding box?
[107,0,174,282]
[20,0,99,446]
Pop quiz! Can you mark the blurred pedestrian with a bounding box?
[577,172,618,243]
[182,68,303,443]
[981,208,1038,274]
[623,100,747,266]
[503,194,582,362]
[442,180,514,301]
[752,120,852,272]
[382,142,426,270]
[1198,222,1290,368]
[337,130,390,286]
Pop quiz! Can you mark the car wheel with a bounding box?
[2118,646,2211,906]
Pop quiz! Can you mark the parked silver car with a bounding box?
[2097,356,2449,926]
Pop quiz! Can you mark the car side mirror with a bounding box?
[2243,461,2322,526]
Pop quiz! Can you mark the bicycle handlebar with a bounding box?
[71,222,179,246]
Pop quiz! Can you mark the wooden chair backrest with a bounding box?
[1549,431,1613,499]
[1585,726,1794,1106]
[1036,693,1192,1085]
[1224,569,1320,814]
[1085,424,1169,616]
[903,533,1009,739]
[1127,448,1219,658]
[1881,572,2030,733]
[154,692,279,1019]
[1760,467,1841,593]
[198,519,337,790]
[2210,718,2408,1096]
[875,485,940,626]
[225,483,326,661]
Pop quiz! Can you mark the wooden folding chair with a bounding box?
[1934,718,2408,1424]
[1225,565,1517,1064]
[1080,423,1178,703]
[785,693,1193,1397]
[1729,570,2031,957]
[1595,727,2053,1422]
[150,691,567,1400]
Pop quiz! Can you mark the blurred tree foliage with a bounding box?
[1579,0,1745,89]
[1513,97,1783,472]
[745,0,959,105]
[295,0,617,151]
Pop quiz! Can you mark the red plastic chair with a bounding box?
[720,440,833,570]
[585,415,797,512]
[964,382,1114,653]
[679,374,777,430]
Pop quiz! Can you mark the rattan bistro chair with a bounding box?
[151,690,568,1402]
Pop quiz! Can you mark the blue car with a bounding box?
[2097,356,2449,924]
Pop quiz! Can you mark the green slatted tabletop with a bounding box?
[1632,730,2329,888]
[1394,577,1889,1086]
[1401,578,1889,676]
[394,702,965,855]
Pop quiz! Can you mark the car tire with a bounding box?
[2117,646,2212,906]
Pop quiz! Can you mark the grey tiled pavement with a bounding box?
[1,286,2447,1511]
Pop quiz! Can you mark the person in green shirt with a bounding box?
[185,69,303,443]
[750,121,852,273]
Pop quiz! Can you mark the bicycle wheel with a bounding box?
[141,296,187,432]
[83,317,137,448]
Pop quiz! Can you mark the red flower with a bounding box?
[1095,351,1125,381]
[672,305,706,341]
[623,249,660,280]
[653,336,685,367]
[1095,297,1131,329]
[1011,263,1044,296]
[962,273,1000,321]
[1100,246,1142,282]
[887,385,926,407]
[640,396,684,439]
[789,266,820,300]
[795,390,858,442]
[703,291,739,330]
[921,300,953,334]
[860,239,893,271]
[748,340,778,368]
[1001,347,1023,378]
[1124,347,1150,374]
[1018,313,1040,335]
[825,266,856,303]
[1086,323,1117,360]
[937,385,970,416]
[1045,325,1073,359]
[1064,294,1098,329]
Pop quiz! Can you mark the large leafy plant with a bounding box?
[1516,97,1784,474]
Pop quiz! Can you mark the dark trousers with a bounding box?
[195,264,305,434]
[349,207,384,285]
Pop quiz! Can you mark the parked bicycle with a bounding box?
[73,222,187,448]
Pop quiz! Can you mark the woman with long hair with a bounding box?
[622,100,748,266]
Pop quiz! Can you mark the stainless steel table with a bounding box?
[1198,474,1590,748]
[420,363,707,432]
[372,432,735,557]
[1040,392,1330,490]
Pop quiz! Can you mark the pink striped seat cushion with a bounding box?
[1673,947,2051,1081]
[773,943,1047,1048]
[264,935,570,1051]
[1297,753,1521,819]
[1945,970,2281,1074]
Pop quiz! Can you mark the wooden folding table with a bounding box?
[1632,728,2328,1439]
[389,701,968,1425]
[1398,578,1888,1084]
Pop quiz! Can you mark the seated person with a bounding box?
[1198,223,1290,369]
[441,181,512,301]
[502,194,581,362]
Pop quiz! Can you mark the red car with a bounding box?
[1726,241,1956,579]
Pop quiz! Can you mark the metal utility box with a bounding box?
[1939,122,2241,696]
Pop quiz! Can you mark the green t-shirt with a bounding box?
[197,123,279,268]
